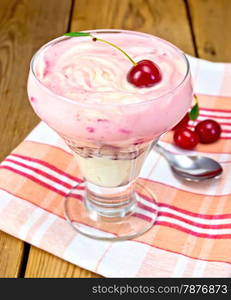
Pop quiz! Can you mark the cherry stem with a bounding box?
[194,94,198,104]
[91,35,137,66]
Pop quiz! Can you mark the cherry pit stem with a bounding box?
[64,31,137,66]
[64,31,162,88]
[92,36,137,66]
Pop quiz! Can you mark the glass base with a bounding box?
[64,181,158,241]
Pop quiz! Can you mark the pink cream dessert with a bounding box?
[28,30,192,187]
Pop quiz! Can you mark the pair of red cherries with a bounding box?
[173,114,221,150]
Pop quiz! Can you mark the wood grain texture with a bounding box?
[0,0,72,277]
[188,0,231,61]
[25,247,100,278]
[0,0,72,161]
[0,232,24,277]
[71,0,195,55]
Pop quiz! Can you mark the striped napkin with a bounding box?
[0,56,231,277]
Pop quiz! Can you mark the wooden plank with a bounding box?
[25,247,100,278]
[0,232,24,277]
[0,0,72,277]
[0,0,72,161]
[71,0,195,55]
[188,0,231,61]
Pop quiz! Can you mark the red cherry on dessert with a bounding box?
[174,128,199,150]
[127,60,162,88]
[172,113,190,130]
[195,119,221,144]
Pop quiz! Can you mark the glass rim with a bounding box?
[30,29,191,107]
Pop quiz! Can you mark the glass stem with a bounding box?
[84,181,136,219]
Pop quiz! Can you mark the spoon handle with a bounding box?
[155,143,172,161]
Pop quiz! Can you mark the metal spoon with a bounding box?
[155,143,223,181]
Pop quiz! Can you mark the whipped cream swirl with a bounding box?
[35,33,187,104]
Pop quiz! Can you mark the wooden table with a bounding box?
[0,0,230,278]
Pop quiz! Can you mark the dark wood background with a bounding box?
[0,0,230,277]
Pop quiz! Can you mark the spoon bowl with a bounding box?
[155,143,223,181]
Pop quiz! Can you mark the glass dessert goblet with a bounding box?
[28,30,193,240]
